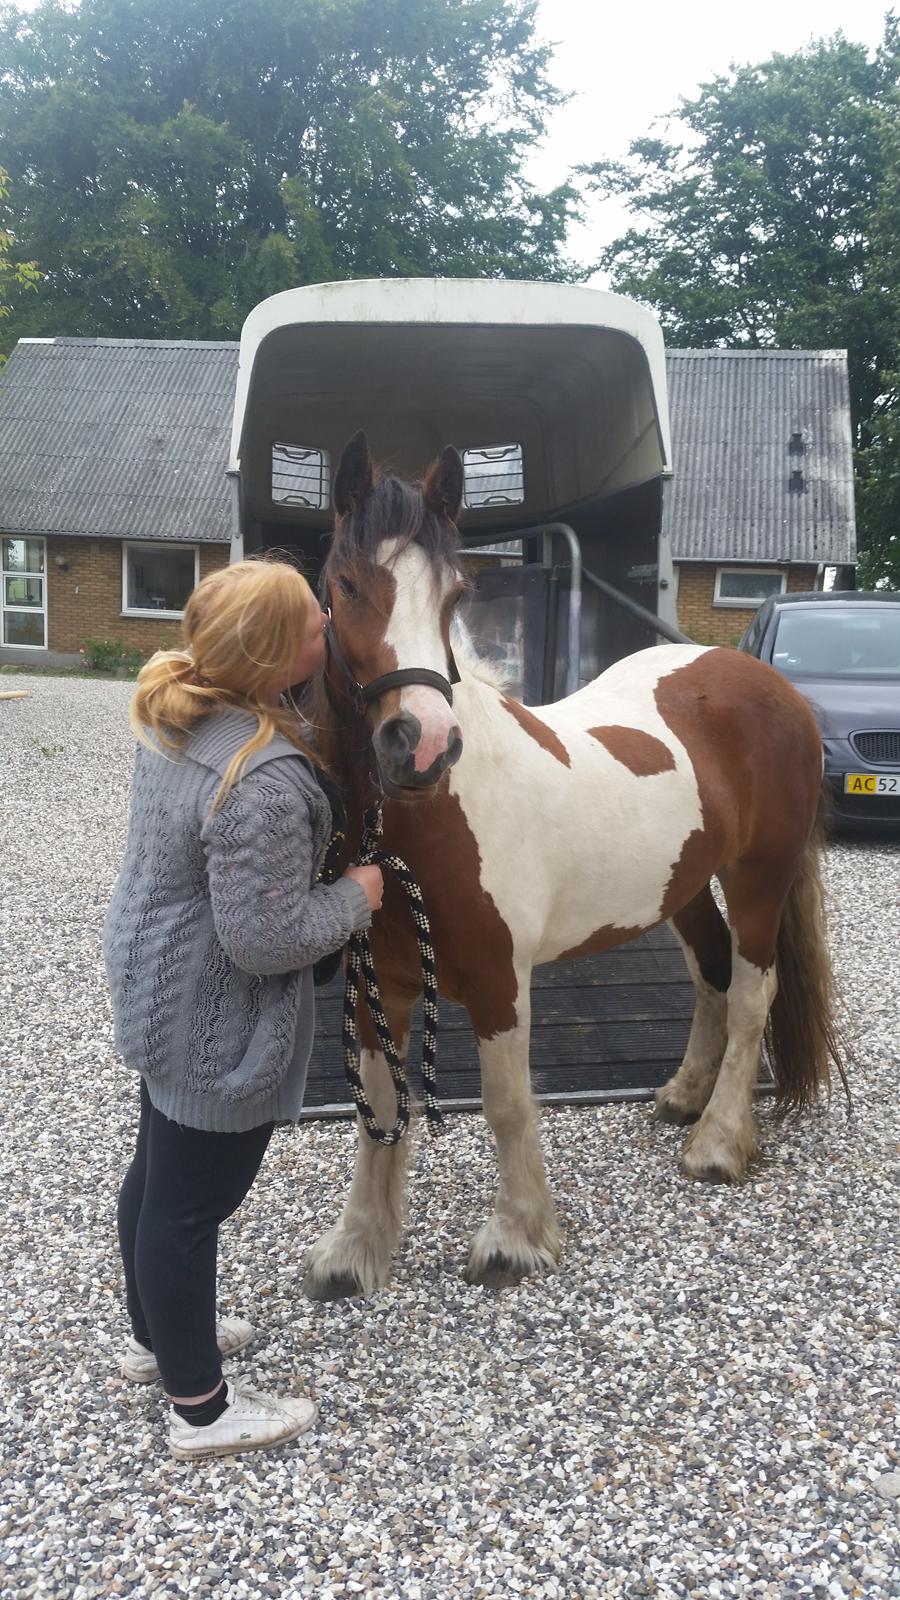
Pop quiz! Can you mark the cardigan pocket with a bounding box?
[202,970,305,1104]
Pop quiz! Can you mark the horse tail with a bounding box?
[765,795,851,1113]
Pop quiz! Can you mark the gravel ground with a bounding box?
[1,671,898,1600]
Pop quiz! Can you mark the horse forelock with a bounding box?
[328,475,460,587]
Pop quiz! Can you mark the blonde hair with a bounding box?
[131,556,322,810]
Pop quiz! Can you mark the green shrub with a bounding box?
[81,638,145,675]
[118,645,146,675]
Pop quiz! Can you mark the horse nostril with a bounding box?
[378,711,421,763]
[446,726,463,766]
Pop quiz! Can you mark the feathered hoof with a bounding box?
[681,1154,737,1184]
[302,1226,392,1302]
[464,1218,560,1289]
[654,1086,702,1127]
[681,1119,756,1184]
[303,1268,366,1302]
[463,1252,529,1289]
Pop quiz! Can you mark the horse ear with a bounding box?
[423,445,464,522]
[334,431,375,517]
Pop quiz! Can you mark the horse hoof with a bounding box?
[682,1119,755,1185]
[681,1156,736,1184]
[303,1269,365,1302]
[655,1096,701,1127]
[463,1252,526,1289]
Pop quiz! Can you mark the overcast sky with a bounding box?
[7,0,894,280]
[528,0,894,279]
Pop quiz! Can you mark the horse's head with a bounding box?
[322,431,465,798]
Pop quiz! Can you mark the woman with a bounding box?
[104,556,383,1461]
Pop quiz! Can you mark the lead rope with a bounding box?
[319,804,445,1145]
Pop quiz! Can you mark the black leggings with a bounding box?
[117,1080,274,1396]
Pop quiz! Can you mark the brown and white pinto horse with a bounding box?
[303,433,846,1298]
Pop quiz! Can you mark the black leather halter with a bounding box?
[321,580,460,717]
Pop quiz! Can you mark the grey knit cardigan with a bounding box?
[103,706,370,1132]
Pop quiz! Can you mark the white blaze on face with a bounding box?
[380,539,460,773]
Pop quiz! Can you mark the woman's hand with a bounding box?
[343,865,385,912]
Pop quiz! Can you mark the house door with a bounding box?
[2,537,47,649]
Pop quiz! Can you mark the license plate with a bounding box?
[844,773,900,795]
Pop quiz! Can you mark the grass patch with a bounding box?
[0,664,137,680]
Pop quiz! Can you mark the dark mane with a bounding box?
[326,474,460,580]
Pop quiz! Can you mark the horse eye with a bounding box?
[339,575,359,601]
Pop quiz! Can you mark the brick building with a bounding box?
[664,349,856,645]
[0,339,235,665]
[0,337,855,665]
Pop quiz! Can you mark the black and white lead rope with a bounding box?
[319,805,445,1145]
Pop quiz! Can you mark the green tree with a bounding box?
[856,378,900,587]
[581,22,900,585]
[0,0,579,347]
[0,164,39,344]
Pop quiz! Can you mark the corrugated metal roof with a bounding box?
[663,349,855,565]
[0,337,856,564]
[0,337,240,543]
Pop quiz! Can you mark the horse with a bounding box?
[302,431,846,1298]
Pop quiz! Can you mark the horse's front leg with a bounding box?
[303,991,415,1301]
[464,982,560,1288]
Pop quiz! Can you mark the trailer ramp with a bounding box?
[301,924,694,1119]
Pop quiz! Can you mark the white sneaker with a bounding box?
[168,1377,317,1460]
[121,1316,255,1383]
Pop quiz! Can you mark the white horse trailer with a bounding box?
[228,278,695,1110]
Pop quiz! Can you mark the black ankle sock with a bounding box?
[173,1380,229,1428]
[135,1336,153,1352]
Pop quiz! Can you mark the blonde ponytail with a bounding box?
[130,651,217,748]
[131,557,323,810]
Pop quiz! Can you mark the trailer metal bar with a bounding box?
[581,565,693,646]
[462,521,583,696]
[538,523,583,697]
[461,519,692,686]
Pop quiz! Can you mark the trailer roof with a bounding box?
[229,279,671,529]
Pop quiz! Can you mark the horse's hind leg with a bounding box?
[303,992,414,1300]
[680,867,781,1183]
[465,987,560,1288]
[656,885,730,1127]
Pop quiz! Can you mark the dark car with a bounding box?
[738,591,900,829]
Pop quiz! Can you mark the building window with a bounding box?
[714,568,786,608]
[2,536,47,648]
[122,543,199,617]
[272,442,331,509]
[462,444,525,509]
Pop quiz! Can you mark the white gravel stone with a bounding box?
[1,671,899,1599]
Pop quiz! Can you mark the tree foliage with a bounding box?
[582,22,900,586]
[0,0,578,347]
[856,373,900,588]
[0,165,40,340]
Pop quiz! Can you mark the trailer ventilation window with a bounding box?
[462,444,525,509]
[272,442,331,509]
